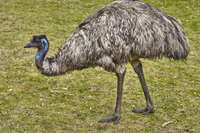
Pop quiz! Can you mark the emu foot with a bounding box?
[98,114,121,124]
[132,106,154,115]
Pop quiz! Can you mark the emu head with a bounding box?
[24,35,49,51]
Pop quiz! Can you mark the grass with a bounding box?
[0,0,200,132]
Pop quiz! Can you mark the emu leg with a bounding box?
[99,67,126,124]
[131,60,154,114]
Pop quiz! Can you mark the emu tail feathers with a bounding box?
[165,17,189,60]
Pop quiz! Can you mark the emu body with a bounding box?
[24,0,189,123]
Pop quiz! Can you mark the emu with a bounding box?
[24,0,189,123]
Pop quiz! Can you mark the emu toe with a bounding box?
[98,114,121,124]
[132,106,154,115]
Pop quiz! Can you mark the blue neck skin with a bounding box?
[35,38,49,69]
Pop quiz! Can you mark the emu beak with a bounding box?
[24,43,37,48]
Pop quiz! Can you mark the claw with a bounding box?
[132,106,154,114]
[98,114,120,124]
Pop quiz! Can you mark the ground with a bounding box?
[0,0,200,132]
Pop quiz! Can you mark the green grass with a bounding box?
[0,0,200,132]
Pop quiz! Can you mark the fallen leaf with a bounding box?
[162,121,173,127]
[62,88,68,90]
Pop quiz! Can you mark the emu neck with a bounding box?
[35,48,48,70]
